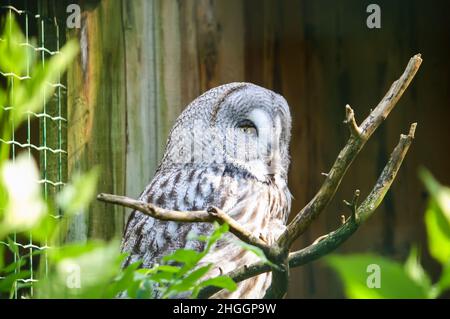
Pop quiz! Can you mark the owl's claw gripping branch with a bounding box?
[97,54,422,299]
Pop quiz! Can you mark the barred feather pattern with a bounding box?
[121,82,292,298]
[121,163,291,298]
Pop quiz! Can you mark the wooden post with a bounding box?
[66,0,245,241]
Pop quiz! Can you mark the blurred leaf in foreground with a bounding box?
[325,254,427,298]
[419,168,450,265]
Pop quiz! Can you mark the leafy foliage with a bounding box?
[326,168,450,298]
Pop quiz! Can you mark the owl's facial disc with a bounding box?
[225,107,286,181]
[160,83,291,182]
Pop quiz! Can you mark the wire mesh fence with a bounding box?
[0,0,67,298]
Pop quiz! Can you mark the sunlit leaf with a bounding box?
[434,261,450,297]
[0,14,30,75]
[424,200,450,265]
[156,265,181,273]
[56,167,100,216]
[36,240,122,298]
[326,254,427,299]
[163,264,212,298]
[404,246,432,294]
[1,258,26,274]
[420,168,450,220]
[0,270,31,293]
[162,249,201,265]
[197,275,237,293]
[1,154,47,233]
[12,40,79,126]
[419,169,450,265]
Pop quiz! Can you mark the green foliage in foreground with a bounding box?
[326,169,450,298]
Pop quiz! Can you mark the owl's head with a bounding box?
[162,82,292,182]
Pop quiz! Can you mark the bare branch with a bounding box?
[277,54,422,250]
[359,55,422,138]
[198,122,416,298]
[343,189,360,221]
[97,193,272,254]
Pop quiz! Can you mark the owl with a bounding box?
[121,82,292,298]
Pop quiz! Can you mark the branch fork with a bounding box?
[97,54,422,299]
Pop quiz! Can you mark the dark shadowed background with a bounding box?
[39,0,450,298]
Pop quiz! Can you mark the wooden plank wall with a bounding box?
[67,0,450,297]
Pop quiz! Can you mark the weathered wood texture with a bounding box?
[67,0,450,297]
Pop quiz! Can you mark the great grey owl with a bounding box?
[121,82,292,298]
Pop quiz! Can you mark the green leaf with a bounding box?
[2,257,27,274]
[36,240,122,298]
[0,270,31,292]
[149,270,177,283]
[198,275,237,292]
[419,169,450,265]
[419,168,450,220]
[48,241,98,262]
[56,167,100,216]
[6,236,18,255]
[1,155,47,234]
[0,244,4,269]
[434,261,450,297]
[135,280,154,299]
[163,264,212,298]
[156,265,181,273]
[0,14,31,75]
[162,249,201,266]
[12,40,79,127]
[404,246,432,294]
[326,254,427,298]
[424,200,450,265]
[107,260,142,297]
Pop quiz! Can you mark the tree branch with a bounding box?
[276,54,422,250]
[96,193,272,255]
[198,122,416,298]
[344,105,361,137]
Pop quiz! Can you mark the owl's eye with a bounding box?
[237,121,257,136]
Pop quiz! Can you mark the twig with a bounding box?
[96,193,272,255]
[198,122,416,298]
[344,105,361,137]
[343,189,360,221]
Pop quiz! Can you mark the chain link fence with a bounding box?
[0,0,67,298]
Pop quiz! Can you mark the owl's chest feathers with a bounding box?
[122,164,290,275]
[151,163,290,232]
